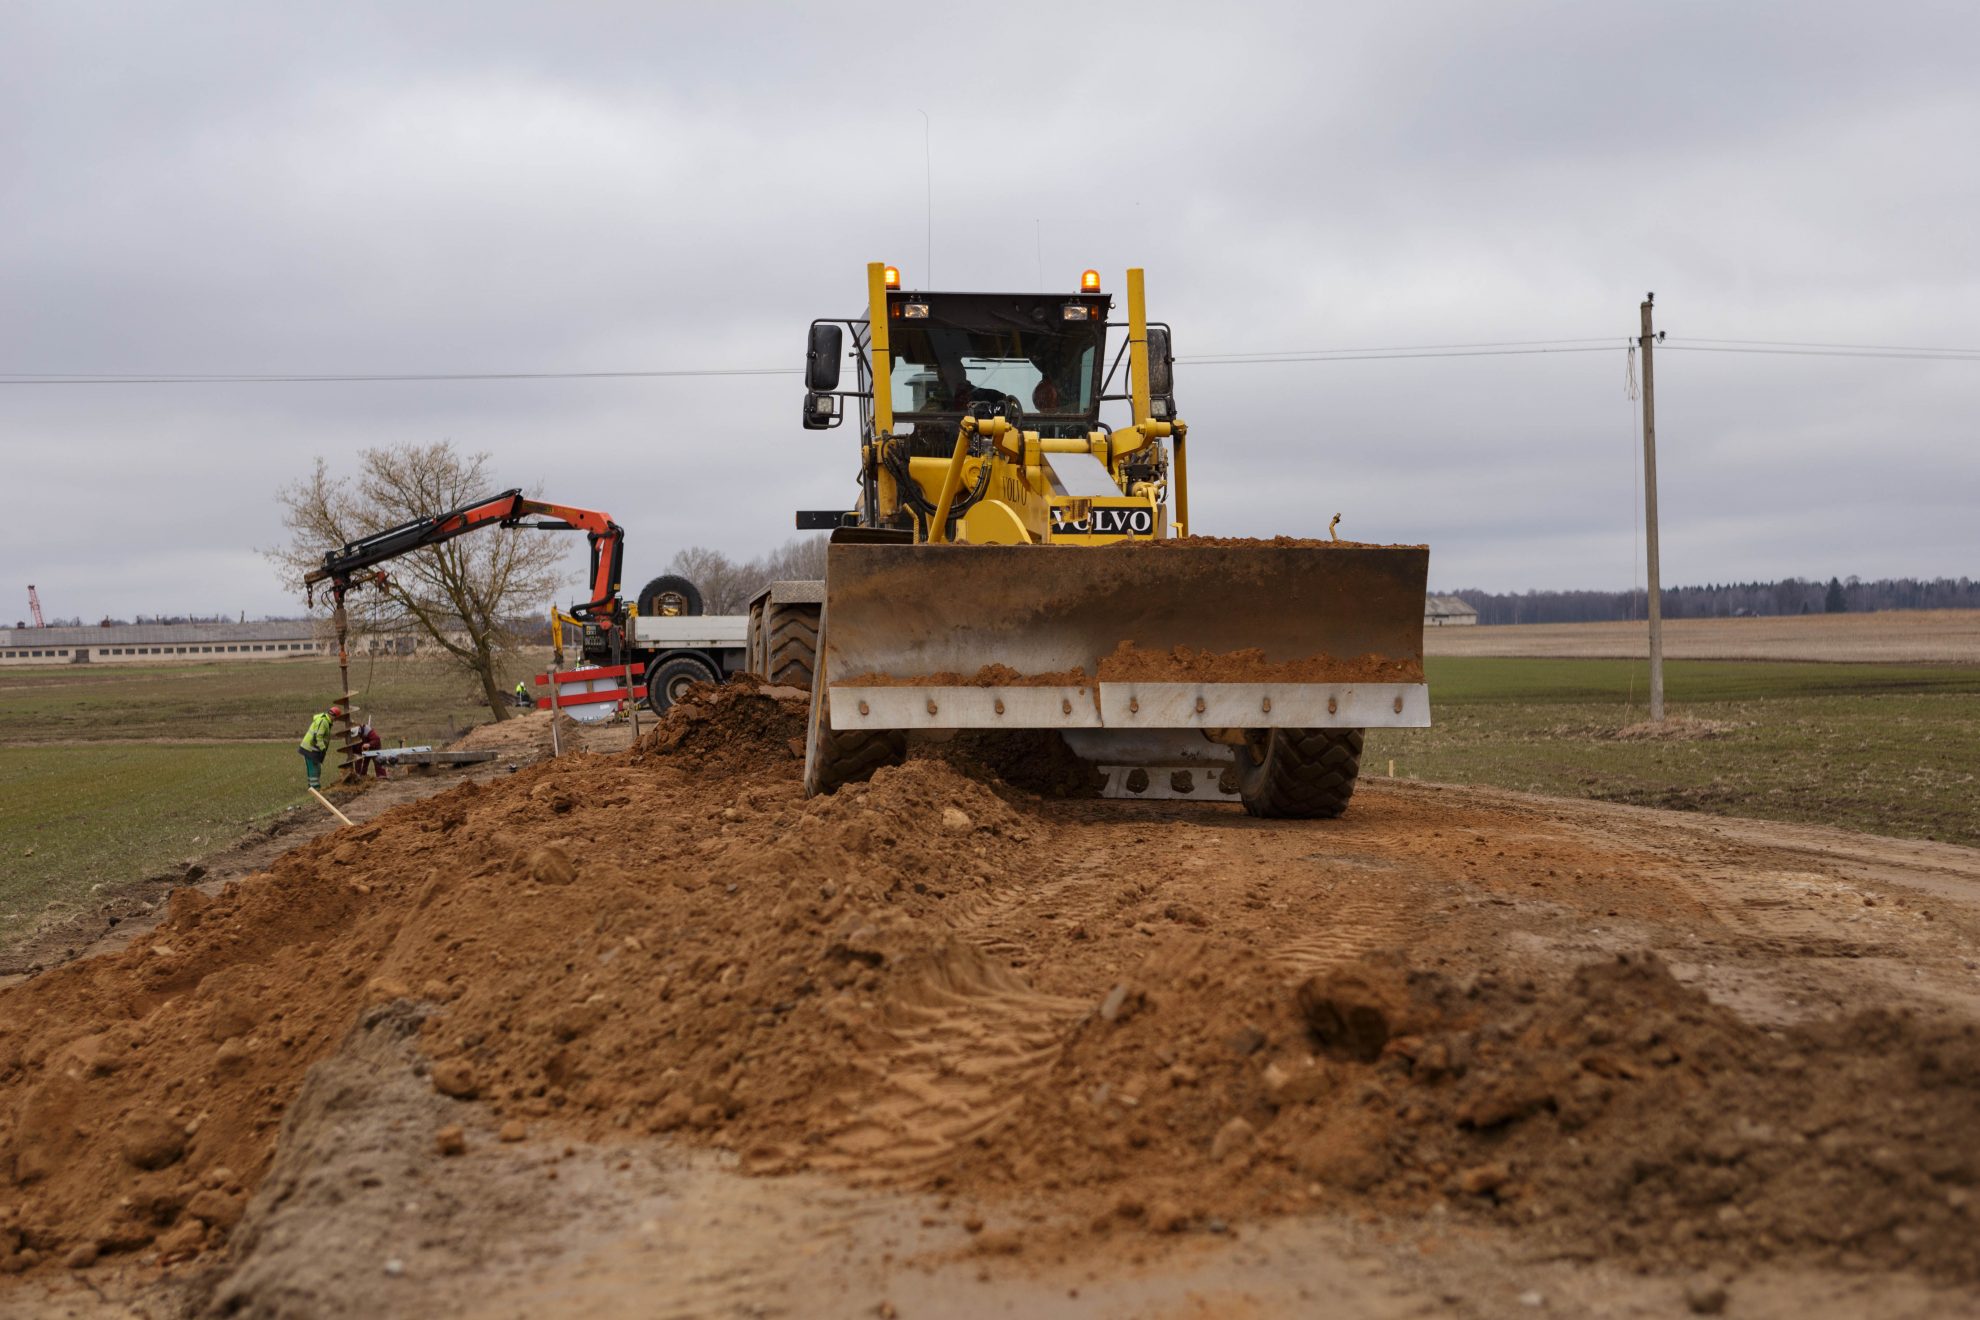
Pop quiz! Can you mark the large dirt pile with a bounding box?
[3,678,1977,1287]
[636,673,808,771]
[0,684,1030,1273]
[942,942,1980,1278]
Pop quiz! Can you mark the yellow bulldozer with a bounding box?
[749,262,1429,817]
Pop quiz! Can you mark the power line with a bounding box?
[0,340,1628,384]
[1181,345,1618,366]
[1662,345,1980,362]
[1185,336,1619,360]
[0,366,799,385]
[1678,336,1980,355]
[7,333,1979,386]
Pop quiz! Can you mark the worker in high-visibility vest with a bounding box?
[300,703,341,789]
[513,680,531,709]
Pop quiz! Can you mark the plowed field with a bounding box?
[1424,609,1980,663]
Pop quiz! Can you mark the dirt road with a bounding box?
[4,685,1978,1317]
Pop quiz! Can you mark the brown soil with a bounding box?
[837,664,1094,689]
[924,731,1108,800]
[449,709,560,756]
[1096,641,1424,684]
[5,681,1980,1312]
[638,673,808,771]
[1,713,626,986]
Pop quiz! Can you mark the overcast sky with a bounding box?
[3,1,1975,622]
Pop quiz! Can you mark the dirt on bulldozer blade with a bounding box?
[1097,642,1424,685]
[837,663,1097,689]
[5,676,1980,1315]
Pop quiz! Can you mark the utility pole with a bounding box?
[1640,294,1664,723]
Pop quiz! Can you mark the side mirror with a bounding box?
[802,392,837,430]
[806,324,843,392]
[1145,325,1174,397]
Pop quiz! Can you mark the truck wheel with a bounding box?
[766,603,820,691]
[637,574,704,618]
[1234,728,1363,819]
[803,646,903,795]
[645,653,717,715]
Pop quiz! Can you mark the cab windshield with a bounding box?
[884,297,1104,421]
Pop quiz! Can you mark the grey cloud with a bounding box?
[2,0,1974,623]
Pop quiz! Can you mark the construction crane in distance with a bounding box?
[26,585,46,628]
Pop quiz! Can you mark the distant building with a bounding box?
[1425,595,1479,627]
[0,618,476,666]
[0,620,329,666]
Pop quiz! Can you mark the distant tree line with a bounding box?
[130,613,246,625]
[1446,576,1980,626]
[14,612,249,628]
[30,613,321,628]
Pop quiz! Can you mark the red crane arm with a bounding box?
[305,488,626,628]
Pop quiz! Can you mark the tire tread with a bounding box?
[1238,728,1363,819]
[806,687,904,794]
[767,606,819,691]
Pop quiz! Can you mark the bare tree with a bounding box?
[663,535,827,614]
[667,545,752,614]
[270,443,573,718]
[759,534,829,582]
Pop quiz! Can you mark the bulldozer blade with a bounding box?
[821,540,1430,734]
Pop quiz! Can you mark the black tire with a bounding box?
[1234,727,1364,819]
[802,637,903,795]
[636,574,703,618]
[645,653,718,715]
[766,604,819,691]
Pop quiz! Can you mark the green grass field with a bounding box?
[0,656,493,746]
[1366,658,1980,847]
[0,743,307,946]
[0,657,506,952]
[3,654,1976,957]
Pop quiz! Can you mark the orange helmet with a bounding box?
[329,704,345,717]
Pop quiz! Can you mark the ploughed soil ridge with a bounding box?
[2,677,1976,1287]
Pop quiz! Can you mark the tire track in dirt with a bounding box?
[806,942,1088,1178]
[1266,869,1422,984]
[781,779,1117,1179]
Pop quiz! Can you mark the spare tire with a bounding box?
[637,574,703,618]
[645,652,718,715]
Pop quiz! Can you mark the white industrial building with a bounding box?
[0,620,328,667]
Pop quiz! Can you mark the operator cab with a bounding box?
[882,289,1111,448]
